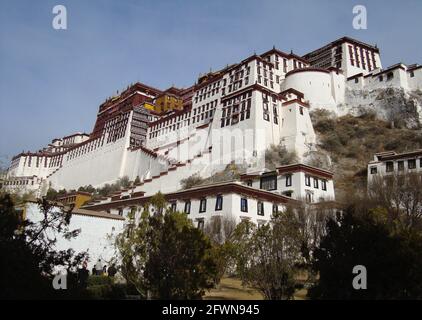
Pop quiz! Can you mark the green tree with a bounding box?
[180,173,204,190]
[309,206,422,299]
[233,212,303,300]
[0,194,88,299]
[265,143,298,170]
[78,185,96,194]
[115,193,218,299]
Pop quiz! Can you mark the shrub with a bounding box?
[265,144,298,170]
[180,173,204,190]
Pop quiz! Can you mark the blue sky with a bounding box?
[1,0,421,163]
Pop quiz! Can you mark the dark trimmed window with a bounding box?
[257,202,264,216]
[408,159,416,170]
[272,204,278,215]
[184,200,191,214]
[321,180,327,191]
[285,174,292,187]
[241,198,248,212]
[260,175,277,191]
[283,191,293,197]
[370,167,378,174]
[314,178,319,189]
[215,195,223,211]
[197,219,205,230]
[305,175,311,187]
[170,202,177,212]
[199,198,207,213]
[398,161,404,171]
[386,162,394,172]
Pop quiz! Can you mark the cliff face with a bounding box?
[338,88,422,129]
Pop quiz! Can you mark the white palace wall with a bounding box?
[282,70,345,114]
[48,113,134,190]
[25,202,125,270]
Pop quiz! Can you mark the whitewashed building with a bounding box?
[82,181,295,227]
[240,163,335,203]
[3,36,421,207]
[21,201,125,270]
[367,150,422,185]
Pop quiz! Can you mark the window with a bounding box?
[355,78,359,84]
[199,198,207,213]
[420,158,422,168]
[285,174,292,187]
[387,72,394,81]
[184,200,191,214]
[408,159,416,170]
[321,180,327,191]
[118,208,123,216]
[260,175,277,191]
[386,162,394,172]
[257,202,264,216]
[197,219,205,230]
[410,71,415,78]
[170,202,177,212]
[305,193,312,203]
[314,178,319,189]
[215,195,223,211]
[246,180,252,187]
[370,167,378,174]
[305,175,311,187]
[241,198,248,212]
[300,107,304,115]
[379,75,383,82]
[283,191,293,197]
[272,204,279,215]
[398,161,404,171]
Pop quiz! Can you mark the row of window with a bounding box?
[148,100,218,138]
[348,45,377,71]
[171,196,279,217]
[371,158,422,174]
[149,109,215,138]
[221,64,252,96]
[305,175,328,190]
[258,174,328,191]
[220,99,252,127]
[67,136,104,161]
[4,179,35,186]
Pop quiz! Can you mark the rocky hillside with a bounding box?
[339,88,422,129]
[310,109,422,202]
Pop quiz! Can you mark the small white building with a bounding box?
[367,150,422,185]
[22,201,125,270]
[240,163,335,203]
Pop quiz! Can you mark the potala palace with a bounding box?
[3,36,422,264]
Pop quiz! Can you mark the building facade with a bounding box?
[367,150,422,185]
[3,36,421,205]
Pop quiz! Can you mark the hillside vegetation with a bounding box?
[311,109,422,202]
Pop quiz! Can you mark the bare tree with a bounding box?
[204,215,237,245]
[368,172,422,230]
